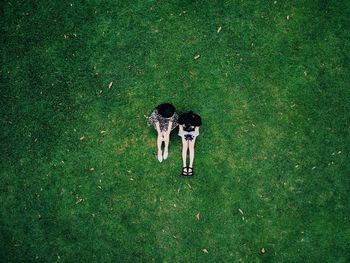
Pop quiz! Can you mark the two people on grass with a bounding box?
[148,103,202,176]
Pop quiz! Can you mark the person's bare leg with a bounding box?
[163,132,170,160]
[188,137,196,168]
[182,138,189,168]
[157,134,164,162]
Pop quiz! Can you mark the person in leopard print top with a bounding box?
[148,103,179,162]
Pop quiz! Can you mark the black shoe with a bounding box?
[187,167,194,176]
[181,167,188,176]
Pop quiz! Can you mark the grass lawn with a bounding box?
[1,0,350,262]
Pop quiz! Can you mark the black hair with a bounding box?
[182,111,194,126]
[178,111,202,130]
[156,103,176,118]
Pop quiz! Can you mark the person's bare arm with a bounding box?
[194,126,200,137]
[179,124,184,137]
[155,122,161,135]
[166,121,173,137]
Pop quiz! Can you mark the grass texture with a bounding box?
[1,0,350,262]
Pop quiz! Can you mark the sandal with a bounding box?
[187,167,194,176]
[181,167,188,176]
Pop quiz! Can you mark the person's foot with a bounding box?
[163,148,168,160]
[157,150,163,162]
[181,167,188,176]
[187,167,193,176]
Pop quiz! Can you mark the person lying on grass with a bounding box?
[148,103,179,162]
[178,111,202,176]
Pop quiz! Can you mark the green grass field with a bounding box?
[1,0,350,262]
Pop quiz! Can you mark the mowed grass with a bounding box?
[1,0,350,262]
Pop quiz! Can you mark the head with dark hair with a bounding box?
[156,103,176,118]
[182,111,194,126]
[178,111,202,131]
